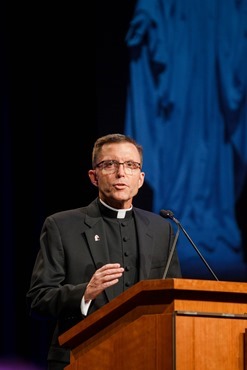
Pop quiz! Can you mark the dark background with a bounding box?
[1,1,138,368]
[1,1,246,368]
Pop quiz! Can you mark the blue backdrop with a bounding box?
[125,0,247,281]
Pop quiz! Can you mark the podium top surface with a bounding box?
[59,278,247,348]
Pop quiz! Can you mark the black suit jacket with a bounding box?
[26,198,182,363]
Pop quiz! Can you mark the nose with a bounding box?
[116,163,125,175]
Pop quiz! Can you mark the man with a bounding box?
[26,133,182,369]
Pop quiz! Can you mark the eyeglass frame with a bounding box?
[95,160,142,175]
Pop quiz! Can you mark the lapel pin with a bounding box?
[94,234,100,241]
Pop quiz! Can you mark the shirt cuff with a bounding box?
[80,296,92,316]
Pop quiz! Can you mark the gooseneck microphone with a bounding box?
[162,221,180,279]
[160,209,219,281]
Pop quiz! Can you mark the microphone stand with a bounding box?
[160,210,219,281]
[176,218,218,280]
[162,226,180,279]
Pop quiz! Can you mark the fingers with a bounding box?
[84,263,124,302]
[96,263,124,286]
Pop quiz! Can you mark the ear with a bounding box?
[138,171,145,189]
[88,170,98,187]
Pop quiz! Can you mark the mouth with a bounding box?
[114,183,127,189]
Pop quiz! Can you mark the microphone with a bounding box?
[162,221,180,279]
[160,209,219,281]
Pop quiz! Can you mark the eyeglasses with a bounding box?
[95,160,141,175]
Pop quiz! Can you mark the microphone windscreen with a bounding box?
[160,209,174,218]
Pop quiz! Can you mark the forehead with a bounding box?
[100,142,140,159]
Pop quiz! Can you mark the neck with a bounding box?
[99,198,133,218]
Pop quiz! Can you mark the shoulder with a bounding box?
[133,207,171,227]
[44,199,99,225]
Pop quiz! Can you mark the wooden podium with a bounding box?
[59,279,247,370]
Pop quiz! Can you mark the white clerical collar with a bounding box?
[99,199,133,219]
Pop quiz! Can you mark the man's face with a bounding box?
[88,142,145,209]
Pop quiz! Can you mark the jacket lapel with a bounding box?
[83,205,116,302]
